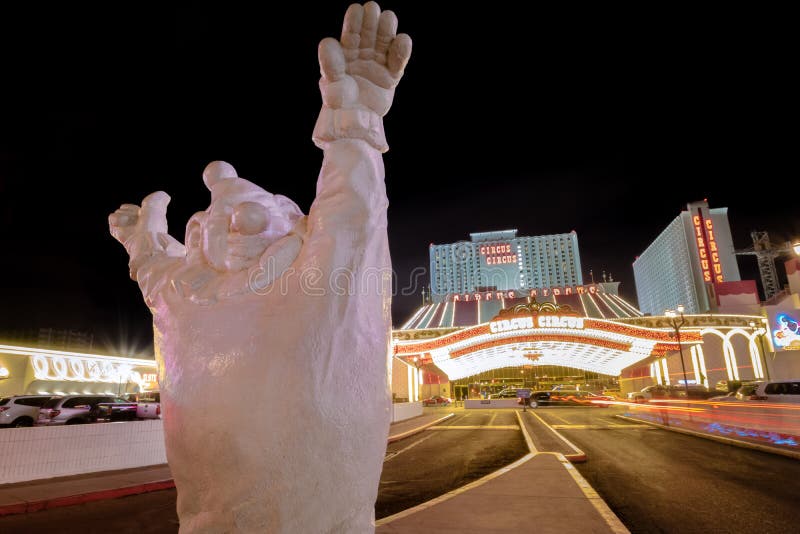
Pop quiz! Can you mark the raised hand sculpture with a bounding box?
[108,3,411,532]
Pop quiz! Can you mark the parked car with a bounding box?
[627,385,673,403]
[135,392,161,419]
[490,389,519,399]
[94,397,140,421]
[38,395,119,425]
[0,395,53,427]
[627,384,724,403]
[748,379,800,403]
[708,383,760,402]
[422,395,453,406]
[524,390,611,408]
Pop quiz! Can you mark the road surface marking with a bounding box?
[427,425,519,430]
[551,424,654,430]
[384,432,437,462]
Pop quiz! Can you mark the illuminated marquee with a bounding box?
[489,315,585,333]
[693,212,724,284]
[32,354,133,383]
[480,243,517,265]
[0,344,159,390]
[452,284,599,302]
[27,354,156,390]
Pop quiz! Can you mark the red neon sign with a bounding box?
[480,243,517,265]
[452,285,599,302]
[693,211,724,284]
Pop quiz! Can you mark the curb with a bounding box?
[615,414,800,460]
[0,479,175,517]
[387,412,455,443]
[524,409,588,462]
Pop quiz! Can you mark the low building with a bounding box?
[0,344,157,398]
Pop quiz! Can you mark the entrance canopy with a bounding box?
[394,313,701,380]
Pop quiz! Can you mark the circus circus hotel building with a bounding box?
[390,228,780,403]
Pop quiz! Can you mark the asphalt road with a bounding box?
[377,409,527,518]
[536,405,800,534]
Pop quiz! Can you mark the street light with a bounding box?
[665,305,690,398]
[749,320,771,380]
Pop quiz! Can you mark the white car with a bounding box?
[135,392,161,419]
[749,379,800,403]
[627,385,672,403]
[0,395,54,427]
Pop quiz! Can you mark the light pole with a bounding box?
[665,305,690,398]
[749,320,771,380]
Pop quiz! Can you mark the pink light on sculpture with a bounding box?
[107,3,413,532]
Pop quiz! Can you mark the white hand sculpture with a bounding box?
[109,3,411,533]
[313,1,412,152]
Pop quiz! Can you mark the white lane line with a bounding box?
[384,432,437,463]
[551,424,655,430]
[427,425,519,430]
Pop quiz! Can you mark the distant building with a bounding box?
[37,328,95,351]
[429,229,583,302]
[633,200,740,315]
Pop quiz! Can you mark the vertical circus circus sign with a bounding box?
[479,243,516,265]
[693,210,724,284]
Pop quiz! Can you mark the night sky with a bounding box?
[0,3,792,355]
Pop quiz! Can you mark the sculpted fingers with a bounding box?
[374,10,397,65]
[359,2,380,60]
[387,33,412,77]
[319,37,346,81]
[341,3,363,61]
[109,204,139,226]
[140,191,171,233]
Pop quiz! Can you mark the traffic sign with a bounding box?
[516,388,531,398]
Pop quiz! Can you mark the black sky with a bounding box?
[0,3,793,354]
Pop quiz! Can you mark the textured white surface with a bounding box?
[108,2,411,532]
[0,421,166,484]
[391,402,423,422]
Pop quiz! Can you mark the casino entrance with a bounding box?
[451,366,619,400]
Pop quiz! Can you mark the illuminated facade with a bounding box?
[633,200,740,316]
[0,344,157,397]
[395,273,771,400]
[429,230,583,302]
